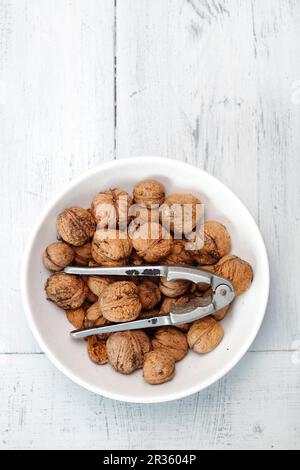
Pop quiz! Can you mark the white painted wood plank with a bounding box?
[0,0,115,352]
[0,351,299,449]
[116,0,300,351]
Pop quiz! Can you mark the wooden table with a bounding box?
[1,0,299,450]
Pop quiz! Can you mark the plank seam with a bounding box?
[113,0,117,160]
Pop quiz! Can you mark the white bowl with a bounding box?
[22,157,269,403]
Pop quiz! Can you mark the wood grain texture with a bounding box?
[1,0,300,450]
[0,0,115,353]
[116,0,300,351]
[1,352,299,450]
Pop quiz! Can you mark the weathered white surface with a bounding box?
[0,0,115,353]
[1,352,299,450]
[1,0,300,450]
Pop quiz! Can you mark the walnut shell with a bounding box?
[106,330,151,374]
[129,204,160,226]
[160,193,202,235]
[187,316,224,354]
[87,276,113,297]
[133,179,165,207]
[87,336,108,365]
[86,288,98,304]
[138,280,161,310]
[92,228,132,266]
[130,222,173,263]
[199,288,231,321]
[84,301,110,339]
[159,295,192,331]
[91,188,132,229]
[73,242,92,266]
[143,349,175,385]
[190,221,231,265]
[43,242,74,272]
[213,305,231,321]
[213,255,253,296]
[152,327,188,362]
[139,308,164,320]
[65,307,86,329]
[159,277,191,298]
[56,207,96,246]
[161,240,194,266]
[45,273,87,309]
[100,281,142,322]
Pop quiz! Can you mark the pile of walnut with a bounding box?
[43,179,253,385]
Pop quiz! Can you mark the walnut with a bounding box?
[130,222,173,263]
[160,193,202,235]
[143,349,175,385]
[45,273,87,309]
[212,255,253,296]
[138,280,161,310]
[91,188,132,229]
[87,336,108,365]
[159,295,192,331]
[43,242,74,272]
[84,300,108,326]
[152,327,188,362]
[87,276,113,297]
[92,228,132,266]
[130,250,144,266]
[88,259,100,267]
[199,288,231,321]
[187,316,224,354]
[65,307,86,329]
[73,243,92,266]
[161,239,194,266]
[106,330,151,374]
[100,281,142,322]
[190,221,231,265]
[133,179,165,207]
[213,305,231,321]
[159,277,191,298]
[130,204,159,226]
[139,308,163,320]
[56,207,96,246]
[86,288,98,304]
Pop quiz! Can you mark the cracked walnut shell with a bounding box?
[190,221,231,265]
[91,188,132,228]
[187,316,224,354]
[130,222,173,263]
[87,336,108,365]
[133,179,165,207]
[56,207,96,246]
[212,255,253,296]
[43,242,74,272]
[160,193,202,235]
[107,330,151,374]
[100,281,142,322]
[45,272,87,309]
[152,327,188,362]
[138,280,161,310]
[143,349,175,385]
[159,295,192,331]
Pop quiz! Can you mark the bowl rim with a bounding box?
[21,156,270,403]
